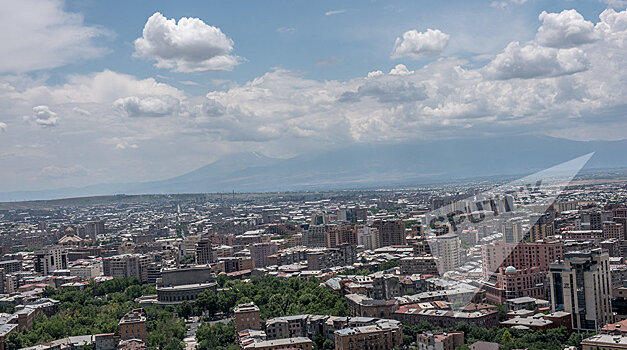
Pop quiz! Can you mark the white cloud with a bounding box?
[188,9,626,144]
[27,105,59,127]
[490,2,508,9]
[0,8,626,191]
[277,27,296,33]
[391,29,450,59]
[134,12,241,73]
[179,80,200,86]
[0,0,108,74]
[114,96,181,118]
[72,107,91,116]
[0,122,6,132]
[483,42,589,79]
[389,64,414,75]
[490,0,528,8]
[325,9,346,16]
[109,137,139,150]
[537,10,599,48]
[13,70,184,106]
[599,0,627,9]
[596,8,627,35]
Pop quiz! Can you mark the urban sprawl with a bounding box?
[0,177,625,350]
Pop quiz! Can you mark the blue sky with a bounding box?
[0,0,625,192]
[53,0,608,84]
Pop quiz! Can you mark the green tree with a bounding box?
[177,301,193,319]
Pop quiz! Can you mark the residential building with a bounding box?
[371,220,406,247]
[481,240,563,278]
[235,303,261,332]
[428,234,461,272]
[34,246,68,275]
[102,254,150,283]
[582,334,627,350]
[250,243,279,268]
[196,238,214,264]
[417,331,464,350]
[549,249,613,331]
[119,309,147,342]
[334,319,403,350]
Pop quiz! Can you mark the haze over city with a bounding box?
[0,0,626,196]
[0,1,626,350]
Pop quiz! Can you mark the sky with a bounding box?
[0,0,625,192]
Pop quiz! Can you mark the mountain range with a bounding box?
[1,135,626,202]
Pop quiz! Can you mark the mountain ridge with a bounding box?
[1,135,626,202]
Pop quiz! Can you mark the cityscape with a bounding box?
[0,1,626,350]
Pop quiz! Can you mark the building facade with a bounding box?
[549,249,613,331]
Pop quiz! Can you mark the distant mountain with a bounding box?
[1,135,626,201]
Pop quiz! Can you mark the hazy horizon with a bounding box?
[0,0,626,194]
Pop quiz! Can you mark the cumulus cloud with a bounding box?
[134,12,242,72]
[12,70,184,106]
[389,64,414,75]
[483,42,589,79]
[0,0,108,74]
[596,8,627,35]
[367,70,384,78]
[27,105,59,127]
[188,9,626,143]
[0,8,626,191]
[391,29,450,59]
[114,96,181,118]
[599,0,627,9]
[537,10,600,48]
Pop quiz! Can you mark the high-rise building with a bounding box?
[357,226,380,250]
[549,249,613,331]
[482,240,563,278]
[579,211,612,231]
[604,221,624,240]
[84,220,105,241]
[303,225,327,247]
[428,233,461,272]
[371,220,406,247]
[502,220,523,244]
[529,213,555,242]
[34,246,68,275]
[102,254,151,283]
[196,238,215,264]
[250,243,278,268]
[325,225,357,248]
